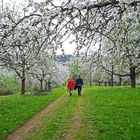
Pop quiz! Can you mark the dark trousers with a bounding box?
[77,86,82,96]
[69,90,72,96]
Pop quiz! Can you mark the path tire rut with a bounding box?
[5,95,66,140]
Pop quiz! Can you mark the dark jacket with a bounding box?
[76,78,83,86]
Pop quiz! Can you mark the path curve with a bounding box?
[5,95,66,140]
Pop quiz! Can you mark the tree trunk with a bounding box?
[21,77,26,95]
[130,66,136,88]
[48,81,51,91]
[98,81,101,86]
[119,76,122,86]
[89,65,92,87]
[89,80,92,87]
[45,81,47,91]
[40,79,43,92]
[21,59,26,95]
[111,65,114,87]
[104,81,107,86]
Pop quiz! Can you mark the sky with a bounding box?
[57,39,76,55]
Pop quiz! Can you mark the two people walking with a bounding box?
[67,75,83,96]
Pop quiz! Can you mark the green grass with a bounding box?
[22,87,140,140]
[77,87,140,140]
[1,86,140,140]
[0,87,65,139]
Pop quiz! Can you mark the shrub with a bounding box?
[0,76,19,95]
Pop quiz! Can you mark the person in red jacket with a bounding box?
[67,78,75,96]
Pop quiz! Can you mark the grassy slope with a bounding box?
[0,87,65,140]
[77,87,140,140]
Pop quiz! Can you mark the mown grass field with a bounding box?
[0,87,65,140]
[0,86,140,140]
[78,87,140,140]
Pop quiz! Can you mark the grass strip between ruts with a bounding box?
[23,94,78,140]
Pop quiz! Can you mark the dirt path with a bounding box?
[5,95,66,140]
[60,97,83,140]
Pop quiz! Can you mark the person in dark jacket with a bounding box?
[75,75,83,96]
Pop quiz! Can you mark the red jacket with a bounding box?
[67,79,75,90]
